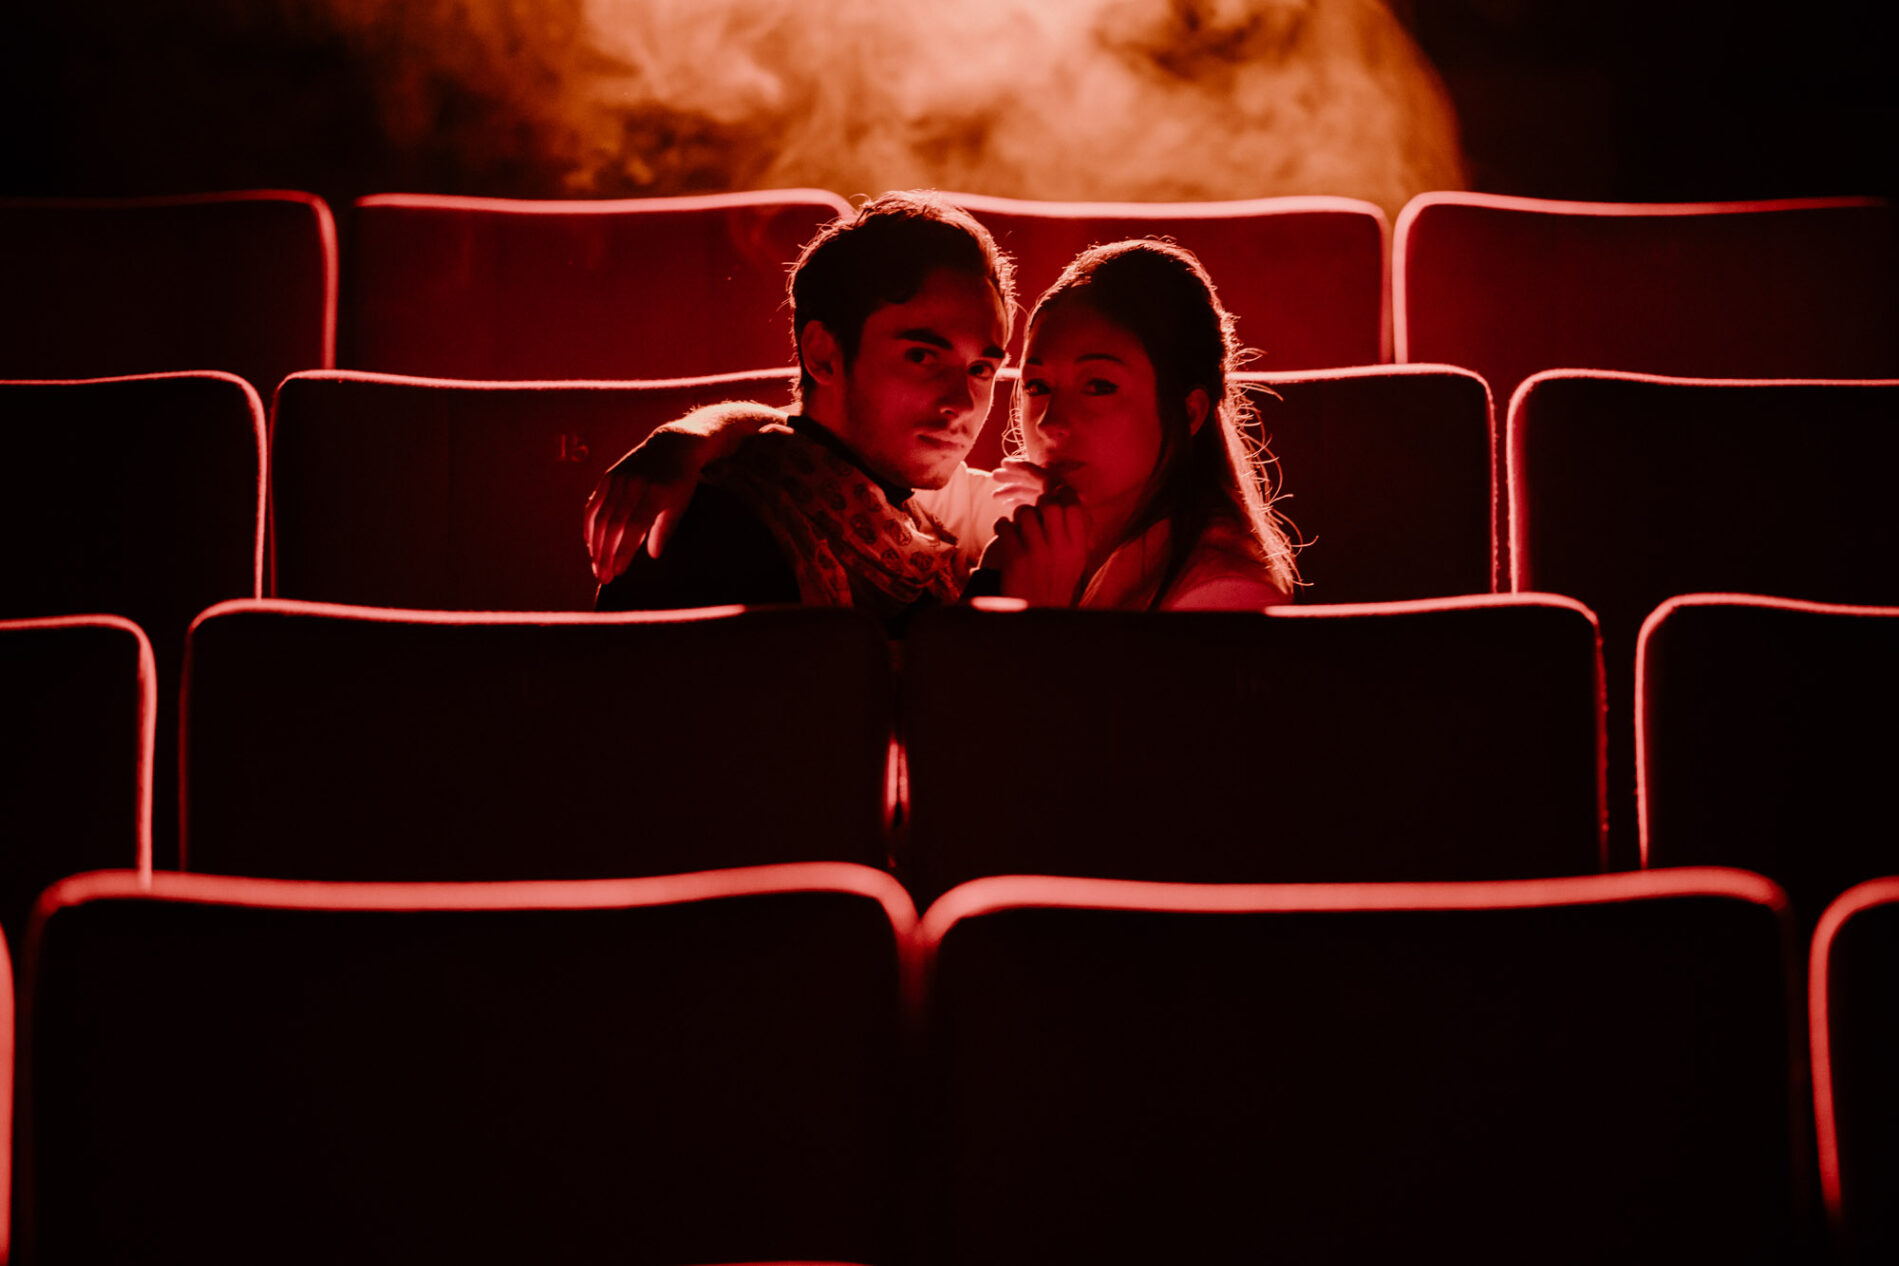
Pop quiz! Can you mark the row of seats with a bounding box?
[3,864,1896,1262]
[7,594,1895,942]
[7,367,1894,863]
[3,190,1892,462]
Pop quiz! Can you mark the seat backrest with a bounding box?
[182,600,893,880]
[903,595,1605,902]
[952,193,1389,471]
[1396,193,1899,410]
[268,369,797,609]
[1238,365,1495,598]
[1510,372,1899,864]
[0,372,266,869]
[0,373,267,667]
[0,618,152,946]
[0,192,336,401]
[1640,596,1899,931]
[1814,879,1899,1264]
[921,869,1804,1265]
[346,190,849,380]
[20,865,912,1265]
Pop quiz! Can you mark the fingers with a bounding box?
[597,484,656,584]
[1020,505,1055,555]
[992,458,1047,491]
[586,475,633,579]
[1052,500,1088,554]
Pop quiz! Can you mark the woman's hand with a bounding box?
[583,401,784,582]
[988,457,1048,516]
[982,491,1090,606]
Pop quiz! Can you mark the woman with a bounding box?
[978,239,1299,609]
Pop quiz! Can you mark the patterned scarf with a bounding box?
[703,423,969,611]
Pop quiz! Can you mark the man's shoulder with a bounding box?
[594,480,799,611]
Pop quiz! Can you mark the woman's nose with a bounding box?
[1035,397,1070,440]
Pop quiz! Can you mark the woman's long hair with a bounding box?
[1010,239,1301,604]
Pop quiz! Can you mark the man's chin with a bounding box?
[907,451,970,490]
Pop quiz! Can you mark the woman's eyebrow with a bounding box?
[1022,350,1125,366]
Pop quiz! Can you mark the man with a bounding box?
[588,191,1032,630]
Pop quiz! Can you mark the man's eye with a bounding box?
[969,362,996,381]
[1021,378,1049,396]
[905,347,936,365]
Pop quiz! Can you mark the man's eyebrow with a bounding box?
[982,343,1006,361]
[895,327,952,349]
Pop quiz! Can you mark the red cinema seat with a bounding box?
[949,193,1389,471]
[0,618,152,946]
[922,870,1806,1265]
[0,372,266,869]
[1396,193,1899,412]
[0,192,337,402]
[1237,365,1496,598]
[1814,880,1899,1264]
[1639,596,1899,930]
[902,595,1605,903]
[0,922,10,1262]
[182,601,893,881]
[346,190,849,380]
[269,369,796,610]
[1510,373,1899,865]
[19,865,911,1265]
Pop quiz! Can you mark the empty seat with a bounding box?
[1813,879,1899,1264]
[1640,595,1899,930]
[902,595,1605,902]
[0,617,152,945]
[950,193,1389,470]
[1510,372,1899,864]
[20,864,911,1265]
[0,191,337,401]
[269,368,797,609]
[182,600,893,880]
[1237,365,1496,598]
[0,372,266,868]
[1396,193,1899,412]
[921,869,1804,1265]
[346,190,849,380]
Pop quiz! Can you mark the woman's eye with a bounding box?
[1021,378,1049,396]
[1084,378,1119,396]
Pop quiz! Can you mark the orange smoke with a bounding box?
[321,0,1464,218]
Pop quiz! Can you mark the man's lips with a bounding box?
[916,430,974,449]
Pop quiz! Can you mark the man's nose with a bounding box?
[939,370,978,420]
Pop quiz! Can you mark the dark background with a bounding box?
[2,0,1893,208]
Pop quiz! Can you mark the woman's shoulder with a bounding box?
[1161,517,1293,611]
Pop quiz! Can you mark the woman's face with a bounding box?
[1018,298,1164,512]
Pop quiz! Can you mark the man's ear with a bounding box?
[800,321,845,387]
[1185,387,1211,436]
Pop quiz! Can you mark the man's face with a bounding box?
[833,266,1009,490]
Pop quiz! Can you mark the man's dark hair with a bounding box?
[788,190,1015,401]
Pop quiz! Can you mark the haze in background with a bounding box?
[262,0,1463,216]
